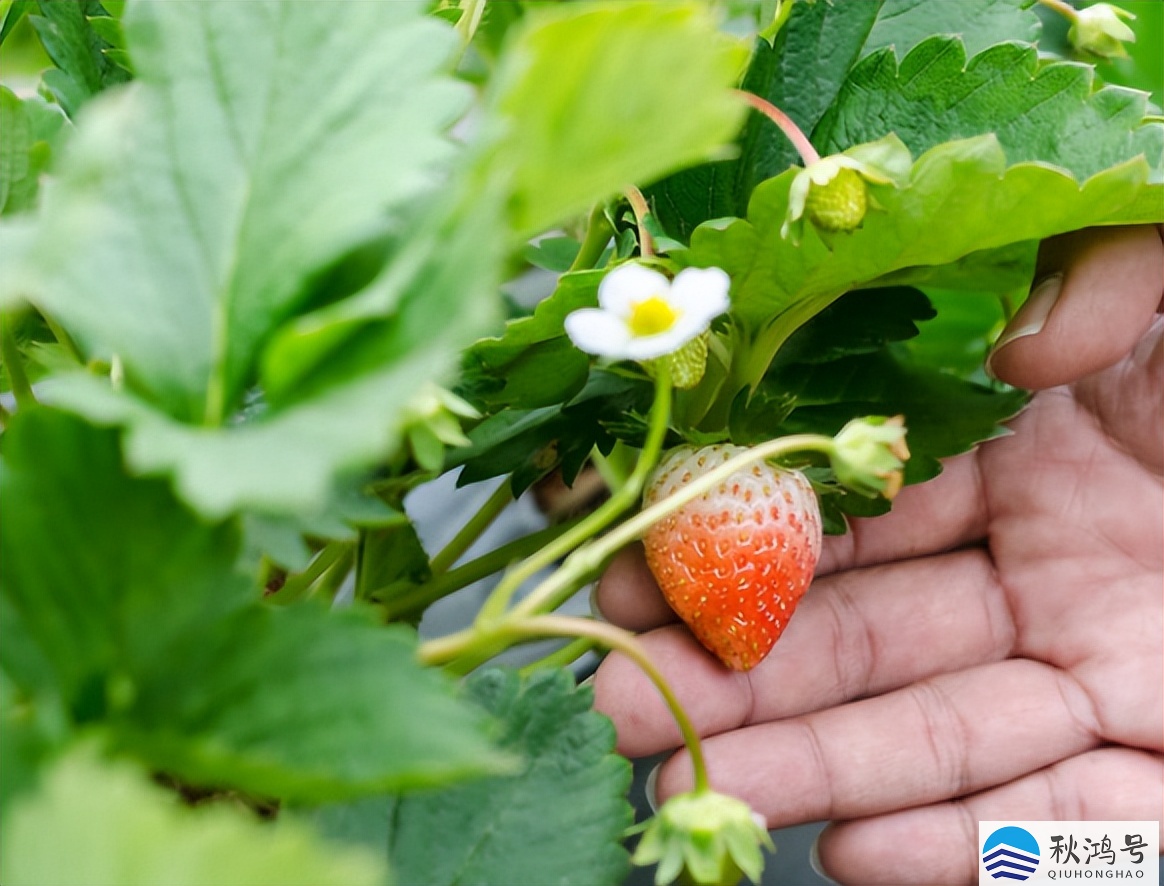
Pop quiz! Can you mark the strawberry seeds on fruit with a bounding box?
[642,444,823,671]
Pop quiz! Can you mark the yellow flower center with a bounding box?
[628,295,678,336]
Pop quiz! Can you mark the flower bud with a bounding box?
[1069,3,1136,59]
[830,415,910,500]
[631,789,773,886]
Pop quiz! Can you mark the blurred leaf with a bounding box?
[312,669,634,886]
[29,0,129,115]
[862,0,1041,61]
[0,410,507,801]
[649,0,882,240]
[816,38,1163,183]
[0,749,387,886]
[0,87,67,215]
[19,0,469,422]
[523,236,582,272]
[489,2,749,237]
[0,409,252,706]
[115,605,509,802]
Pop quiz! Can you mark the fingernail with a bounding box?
[985,273,1063,378]
[809,832,839,884]
[588,582,608,622]
[577,674,595,689]
[643,763,661,814]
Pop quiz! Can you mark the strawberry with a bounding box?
[804,166,867,233]
[642,444,822,671]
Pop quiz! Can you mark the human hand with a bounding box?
[592,225,1164,885]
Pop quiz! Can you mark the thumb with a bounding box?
[986,225,1164,390]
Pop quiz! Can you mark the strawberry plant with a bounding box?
[0,1,1160,884]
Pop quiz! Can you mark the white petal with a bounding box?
[668,266,730,325]
[623,327,695,360]
[564,308,633,357]
[597,264,672,316]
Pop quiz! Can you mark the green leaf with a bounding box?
[0,87,66,215]
[29,0,129,116]
[311,669,634,886]
[767,350,1029,481]
[767,286,935,367]
[649,0,883,240]
[20,0,469,423]
[0,409,506,801]
[0,1,34,46]
[453,370,653,494]
[115,605,509,802]
[0,668,59,816]
[690,134,1160,399]
[0,749,388,886]
[0,409,252,706]
[862,0,1042,61]
[488,2,749,237]
[462,269,601,410]
[817,38,1163,184]
[902,289,1008,378]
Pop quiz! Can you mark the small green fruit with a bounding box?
[647,331,710,390]
[804,166,867,232]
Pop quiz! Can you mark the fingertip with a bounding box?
[593,545,676,631]
[986,226,1164,390]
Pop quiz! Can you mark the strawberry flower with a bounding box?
[564,264,730,362]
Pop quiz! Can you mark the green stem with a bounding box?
[377,516,585,621]
[589,446,627,492]
[43,315,83,364]
[429,480,513,576]
[0,315,36,410]
[1037,0,1079,21]
[454,0,487,49]
[517,636,595,677]
[623,185,655,259]
[312,546,356,604]
[420,614,710,792]
[269,542,352,605]
[735,90,820,166]
[758,0,794,43]
[568,203,615,273]
[476,367,672,623]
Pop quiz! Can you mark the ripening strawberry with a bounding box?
[642,444,822,671]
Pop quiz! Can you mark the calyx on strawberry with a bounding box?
[642,444,822,671]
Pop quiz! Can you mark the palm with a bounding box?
[592,228,1163,885]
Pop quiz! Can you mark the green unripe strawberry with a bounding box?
[646,331,709,390]
[804,166,867,232]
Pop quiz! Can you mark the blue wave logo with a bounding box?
[982,826,1041,881]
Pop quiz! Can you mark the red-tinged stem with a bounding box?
[735,90,821,166]
[1037,0,1079,22]
[623,185,656,259]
